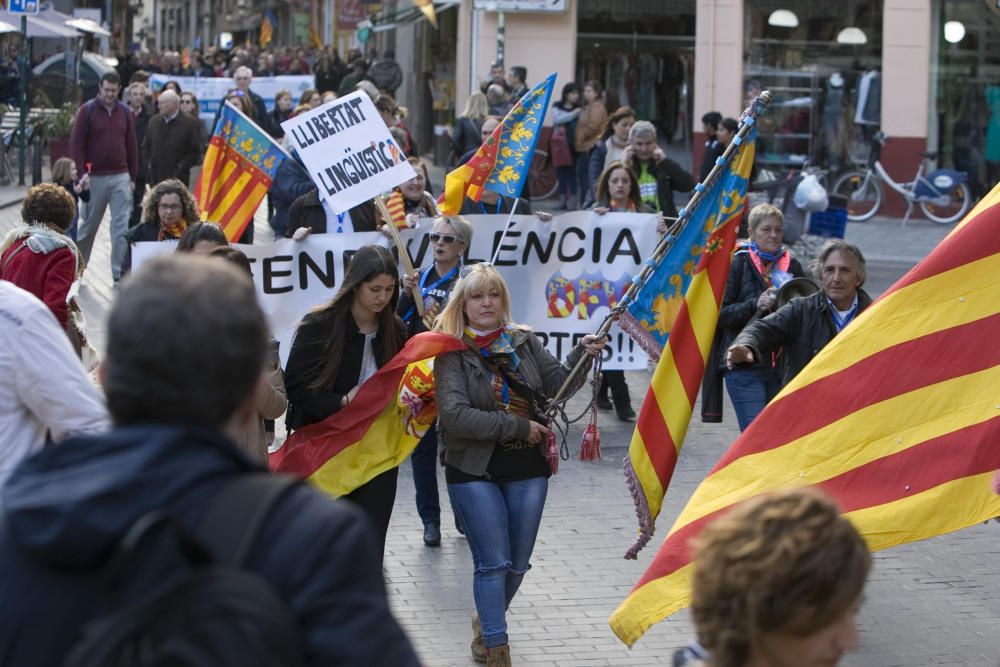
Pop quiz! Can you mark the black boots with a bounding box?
[599,371,635,421]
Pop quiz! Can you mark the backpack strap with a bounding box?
[197,472,300,567]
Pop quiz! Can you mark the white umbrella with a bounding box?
[0,20,18,34]
[65,18,111,37]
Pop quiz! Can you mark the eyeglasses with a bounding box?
[158,203,182,210]
[429,233,457,244]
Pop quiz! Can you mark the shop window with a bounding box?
[744,1,883,174]
[932,0,1000,199]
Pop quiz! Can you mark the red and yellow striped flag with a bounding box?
[195,103,286,241]
[622,128,756,559]
[269,332,465,496]
[610,183,1000,646]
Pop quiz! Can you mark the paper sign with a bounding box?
[280,91,416,214]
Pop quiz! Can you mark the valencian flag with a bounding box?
[618,126,756,560]
[610,184,1000,647]
[270,332,465,496]
[259,10,276,47]
[438,73,557,215]
[195,103,286,241]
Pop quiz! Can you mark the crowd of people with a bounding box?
[0,46,902,667]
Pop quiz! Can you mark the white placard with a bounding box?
[280,91,417,214]
[131,211,660,369]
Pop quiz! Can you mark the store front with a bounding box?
[742,1,884,174]
[930,0,1000,199]
[576,0,696,166]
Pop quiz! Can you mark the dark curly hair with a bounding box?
[141,178,199,227]
[690,488,870,667]
[22,183,76,232]
[176,221,228,252]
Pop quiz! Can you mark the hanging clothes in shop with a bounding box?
[854,70,881,126]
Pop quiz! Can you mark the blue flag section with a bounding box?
[483,73,557,201]
[621,127,757,359]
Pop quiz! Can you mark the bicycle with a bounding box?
[830,131,971,225]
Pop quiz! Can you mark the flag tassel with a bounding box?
[623,457,654,560]
[579,358,603,461]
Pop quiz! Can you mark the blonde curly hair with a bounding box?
[689,488,870,667]
[141,179,199,227]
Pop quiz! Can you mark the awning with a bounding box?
[0,10,82,38]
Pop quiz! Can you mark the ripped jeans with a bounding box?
[448,476,548,648]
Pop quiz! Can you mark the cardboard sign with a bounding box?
[280,91,416,213]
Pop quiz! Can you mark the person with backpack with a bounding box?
[369,48,404,96]
[0,254,422,667]
[70,70,138,285]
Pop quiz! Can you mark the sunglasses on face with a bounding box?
[429,233,457,244]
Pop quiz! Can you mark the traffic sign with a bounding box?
[9,0,40,15]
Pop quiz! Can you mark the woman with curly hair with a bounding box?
[0,184,83,335]
[122,178,199,275]
[674,487,871,667]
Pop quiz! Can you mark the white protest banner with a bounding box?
[150,74,315,126]
[280,91,416,213]
[131,211,661,370]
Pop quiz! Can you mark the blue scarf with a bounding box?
[749,240,786,264]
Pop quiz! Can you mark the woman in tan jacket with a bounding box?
[574,80,608,202]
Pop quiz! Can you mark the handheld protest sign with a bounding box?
[281,91,417,213]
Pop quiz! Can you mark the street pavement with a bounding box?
[2,185,998,666]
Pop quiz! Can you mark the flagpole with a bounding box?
[488,198,520,265]
[545,91,773,414]
[373,196,426,319]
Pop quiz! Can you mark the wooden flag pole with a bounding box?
[373,197,425,318]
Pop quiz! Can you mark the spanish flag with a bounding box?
[620,127,756,559]
[270,332,465,496]
[610,183,1000,646]
[195,103,286,241]
[439,73,557,215]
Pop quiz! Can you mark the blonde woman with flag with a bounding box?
[434,263,606,665]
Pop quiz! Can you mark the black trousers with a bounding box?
[343,466,399,568]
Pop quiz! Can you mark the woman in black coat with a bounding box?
[284,245,406,567]
[715,203,805,431]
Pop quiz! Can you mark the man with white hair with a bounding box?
[622,119,694,218]
[142,88,204,188]
[232,65,271,134]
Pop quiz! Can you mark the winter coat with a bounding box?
[624,155,696,218]
[269,156,317,237]
[0,225,80,329]
[142,111,204,187]
[732,289,873,386]
[715,251,805,371]
[368,59,403,95]
[284,190,378,237]
[285,311,405,431]
[0,425,420,666]
[574,101,608,153]
[451,117,484,162]
[434,329,586,477]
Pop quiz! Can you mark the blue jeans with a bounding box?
[725,366,782,431]
[447,476,548,648]
[411,424,441,526]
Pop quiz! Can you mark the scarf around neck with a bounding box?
[160,218,189,241]
[465,325,520,370]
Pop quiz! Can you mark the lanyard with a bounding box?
[402,265,460,322]
[830,302,859,332]
[480,199,502,215]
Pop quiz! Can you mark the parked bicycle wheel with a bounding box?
[831,170,883,222]
[528,148,559,202]
[919,182,971,225]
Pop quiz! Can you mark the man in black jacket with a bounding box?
[727,240,871,387]
[623,120,695,218]
[142,89,203,188]
[0,255,421,666]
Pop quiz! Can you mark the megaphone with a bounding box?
[776,277,820,309]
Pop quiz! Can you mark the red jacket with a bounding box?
[0,238,76,329]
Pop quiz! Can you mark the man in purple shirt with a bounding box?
[70,71,138,284]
